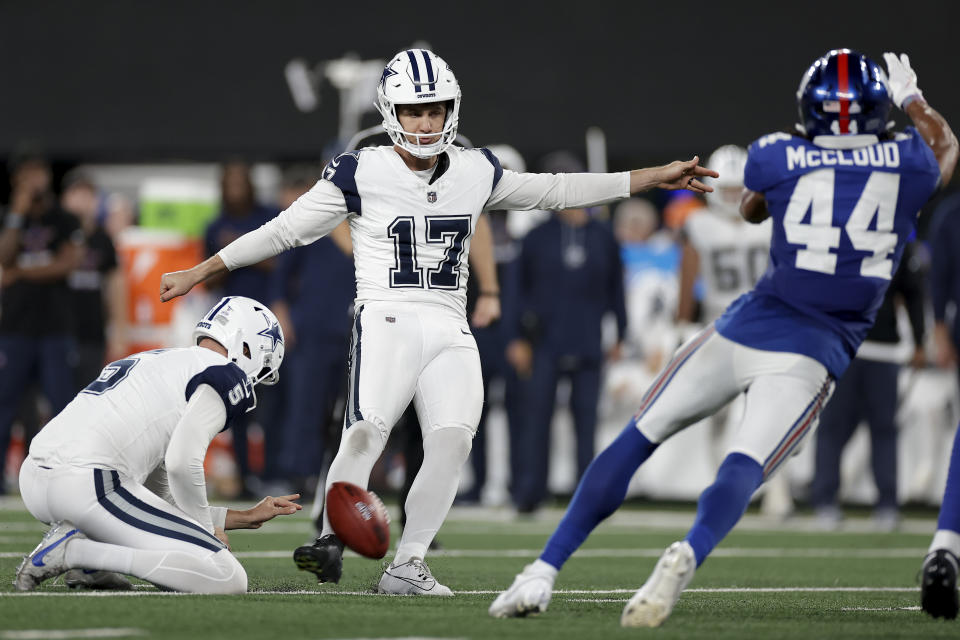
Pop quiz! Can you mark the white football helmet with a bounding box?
[192,296,285,387]
[375,49,461,158]
[705,145,748,218]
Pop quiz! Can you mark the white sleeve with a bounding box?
[485,170,631,212]
[218,179,350,271]
[164,384,227,533]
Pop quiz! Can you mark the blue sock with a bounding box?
[685,453,764,567]
[540,424,658,570]
[938,422,960,533]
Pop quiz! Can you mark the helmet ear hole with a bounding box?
[243,342,251,359]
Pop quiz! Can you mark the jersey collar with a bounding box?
[812,134,879,149]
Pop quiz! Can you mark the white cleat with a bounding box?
[14,521,82,591]
[377,559,453,596]
[489,562,556,618]
[621,540,696,628]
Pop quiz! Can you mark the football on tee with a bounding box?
[326,482,391,559]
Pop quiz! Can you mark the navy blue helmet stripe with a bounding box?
[94,470,225,553]
[206,296,233,321]
[406,50,422,91]
[419,49,436,91]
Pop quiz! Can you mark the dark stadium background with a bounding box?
[2,1,959,170]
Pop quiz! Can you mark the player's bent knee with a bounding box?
[424,425,474,461]
[203,552,247,595]
[342,420,387,457]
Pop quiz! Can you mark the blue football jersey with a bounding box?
[715,127,940,377]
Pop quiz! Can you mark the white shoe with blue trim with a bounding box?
[14,521,82,591]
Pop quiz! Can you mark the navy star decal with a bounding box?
[380,67,399,90]
[258,321,283,351]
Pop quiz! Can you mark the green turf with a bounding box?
[1,502,957,639]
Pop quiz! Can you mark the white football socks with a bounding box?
[930,529,960,557]
[393,427,473,565]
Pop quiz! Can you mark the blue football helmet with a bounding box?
[796,49,892,137]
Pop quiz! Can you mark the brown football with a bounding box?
[326,481,390,559]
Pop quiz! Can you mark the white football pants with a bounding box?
[634,325,835,479]
[19,458,246,594]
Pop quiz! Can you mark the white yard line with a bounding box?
[0,587,920,598]
[0,629,147,639]
[839,606,922,611]
[1,547,929,560]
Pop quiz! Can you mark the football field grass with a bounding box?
[1,497,957,639]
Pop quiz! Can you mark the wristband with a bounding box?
[4,212,25,230]
[902,93,925,109]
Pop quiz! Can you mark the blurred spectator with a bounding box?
[270,166,355,497]
[506,153,628,513]
[929,190,960,375]
[61,170,129,390]
[0,151,83,490]
[614,197,680,371]
[812,241,928,531]
[103,192,137,243]
[204,160,281,494]
[460,144,527,505]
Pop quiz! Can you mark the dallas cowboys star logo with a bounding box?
[380,67,399,90]
[257,320,283,351]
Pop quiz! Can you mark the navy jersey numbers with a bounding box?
[185,363,255,428]
[388,215,471,289]
[784,169,900,279]
[82,358,139,395]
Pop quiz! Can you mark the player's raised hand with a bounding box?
[656,156,718,193]
[160,255,229,302]
[883,52,923,109]
[160,269,198,302]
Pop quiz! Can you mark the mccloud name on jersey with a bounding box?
[786,142,901,171]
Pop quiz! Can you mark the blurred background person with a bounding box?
[506,152,628,514]
[614,197,680,373]
[0,150,83,491]
[270,165,355,499]
[811,241,928,531]
[60,169,129,390]
[930,189,960,379]
[676,146,769,329]
[203,160,282,496]
[459,144,527,505]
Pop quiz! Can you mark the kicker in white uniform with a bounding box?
[159,47,718,595]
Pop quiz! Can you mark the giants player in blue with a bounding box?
[491,49,958,627]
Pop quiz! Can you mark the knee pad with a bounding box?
[342,420,387,458]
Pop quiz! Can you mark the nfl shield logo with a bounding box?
[427,191,437,203]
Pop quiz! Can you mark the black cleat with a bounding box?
[294,534,344,584]
[921,549,959,620]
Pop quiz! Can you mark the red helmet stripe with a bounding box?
[837,51,850,134]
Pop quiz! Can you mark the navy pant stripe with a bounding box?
[349,306,364,425]
[94,470,224,553]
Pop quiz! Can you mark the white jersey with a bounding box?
[218,145,630,315]
[28,347,253,531]
[683,209,772,320]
